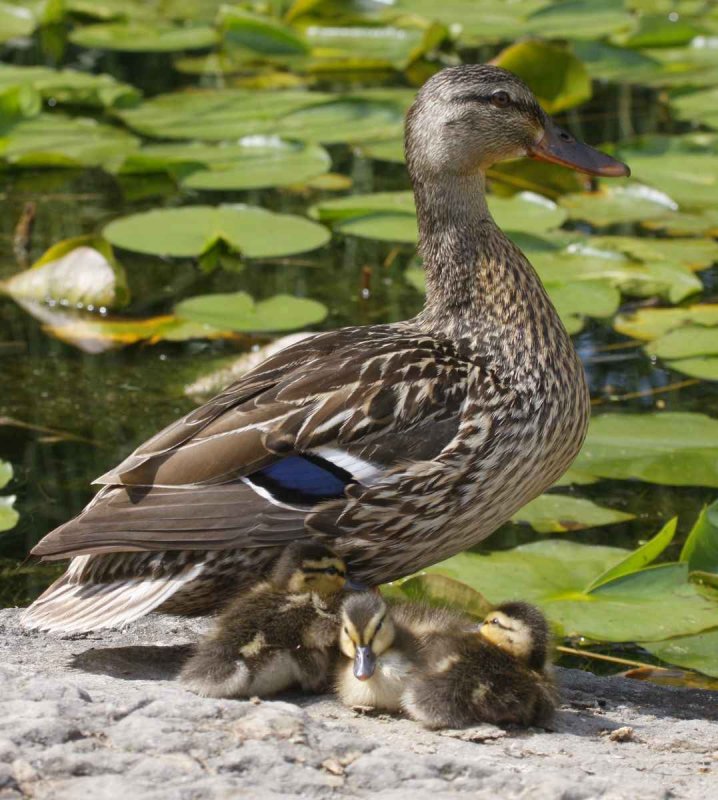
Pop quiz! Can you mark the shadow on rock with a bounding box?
[70,643,194,681]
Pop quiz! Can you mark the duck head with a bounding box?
[478,601,551,671]
[270,541,351,597]
[339,592,395,681]
[405,64,629,180]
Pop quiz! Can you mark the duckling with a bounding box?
[335,592,473,712]
[402,601,557,729]
[180,541,351,698]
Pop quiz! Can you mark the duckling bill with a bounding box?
[180,542,351,698]
[403,601,557,729]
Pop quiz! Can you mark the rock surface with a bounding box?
[0,608,716,799]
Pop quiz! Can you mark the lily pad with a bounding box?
[647,327,718,361]
[588,235,718,273]
[642,210,718,237]
[680,499,718,575]
[525,0,634,40]
[572,412,718,488]
[0,114,139,169]
[0,65,139,109]
[1,235,129,310]
[398,574,492,619]
[0,460,19,534]
[429,539,718,642]
[492,41,591,113]
[643,628,718,678]
[0,2,36,43]
[103,205,330,259]
[119,138,331,190]
[512,493,634,533]
[573,40,664,84]
[613,305,718,341]
[175,292,327,333]
[70,22,218,52]
[559,183,678,227]
[220,7,308,55]
[672,86,718,128]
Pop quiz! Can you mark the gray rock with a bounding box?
[1,607,716,799]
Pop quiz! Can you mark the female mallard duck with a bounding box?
[402,602,557,729]
[23,65,629,632]
[181,541,349,698]
[336,592,472,712]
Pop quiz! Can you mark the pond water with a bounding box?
[1,2,718,681]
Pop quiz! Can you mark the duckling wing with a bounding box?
[30,324,471,561]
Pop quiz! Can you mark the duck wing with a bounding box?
[30,324,473,562]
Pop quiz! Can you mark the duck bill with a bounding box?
[528,120,630,178]
[353,646,376,681]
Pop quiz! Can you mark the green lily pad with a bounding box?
[398,574,492,619]
[647,327,718,360]
[643,628,718,678]
[175,291,327,333]
[621,13,703,49]
[512,493,634,533]
[672,86,718,127]
[559,183,678,226]
[0,2,36,43]
[103,205,330,259]
[429,539,718,642]
[492,40,591,113]
[220,7,308,55]
[1,235,129,310]
[573,40,664,84]
[0,460,18,534]
[119,138,331,190]
[69,22,218,52]
[588,235,718,273]
[642,210,718,237]
[0,114,139,169]
[680,500,718,575]
[614,305,718,341]
[572,412,718,488]
[0,65,139,109]
[358,138,405,163]
[585,518,677,591]
[525,0,634,40]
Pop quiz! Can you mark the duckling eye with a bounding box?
[375,619,384,633]
[490,617,501,626]
[491,91,511,109]
[325,566,338,576]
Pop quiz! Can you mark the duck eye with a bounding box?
[325,566,338,576]
[491,91,511,109]
[491,617,501,626]
[376,619,383,633]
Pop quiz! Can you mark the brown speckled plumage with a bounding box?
[23,65,625,633]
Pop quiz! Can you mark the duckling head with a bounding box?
[270,541,349,597]
[340,592,395,681]
[405,64,629,181]
[479,601,550,671]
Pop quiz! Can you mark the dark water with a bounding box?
[1,57,717,610]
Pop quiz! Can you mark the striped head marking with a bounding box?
[271,541,349,597]
[478,601,550,669]
[340,593,395,681]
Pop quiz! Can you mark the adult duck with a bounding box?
[24,65,629,632]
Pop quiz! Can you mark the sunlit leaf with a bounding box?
[641,209,718,237]
[104,205,330,259]
[642,628,718,678]
[175,291,327,332]
[621,13,702,49]
[680,500,718,575]
[220,7,308,55]
[357,138,405,163]
[513,493,633,534]
[614,305,718,341]
[0,2,36,43]
[69,22,218,52]
[572,412,718,488]
[428,540,718,641]
[119,137,331,190]
[0,460,18,533]
[559,183,678,226]
[588,235,718,273]
[647,327,718,360]
[398,574,492,618]
[492,40,591,113]
[0,64,140,109]
[1,235,129,309]
[0,113,139,169]
[525,0,634,39]
[671,85,718,127]
[573,40,663,84]
[585,518,677,591]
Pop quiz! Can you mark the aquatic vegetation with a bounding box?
[1,0,718,682]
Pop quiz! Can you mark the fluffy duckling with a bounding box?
[181,541,352,698]
[335,592,473,712]
[403,601,557,729]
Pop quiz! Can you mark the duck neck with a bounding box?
[411,169,568,380]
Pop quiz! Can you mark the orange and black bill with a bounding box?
[529,119,630,178]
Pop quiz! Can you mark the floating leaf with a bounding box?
[642,210,718,237]
[357,138,405,163]
[429,540,718,642]
[513,493,633,534]
[1,235,129,309]
[573,40,664,84]
[572,412,718,488]
[647,327,718,360]
[175,292,327,333]
[680,500,718,575]
[119,138,331,190]
[585,518,677,591]
[525,0,634,40]
[70,22,218,52]
[0,460,18,534]
[559,183,678,226]
[0,64,140,109]
[0,113,139,169]
[104,205,330,259]
[492,41,591,113]
[614,305,718,341]
[643,628,718,678]
[398,574,492,618]
[547,281,621,333]
[588,235,718,273]
[220,7,308,55]
[672,86,718,127]
[621,13,702,49]
[0,2,36,44]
